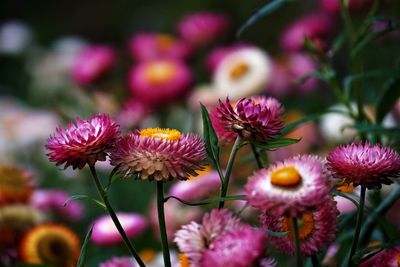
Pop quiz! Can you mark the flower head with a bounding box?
[128,32,192,61]
[261,196,339,256]
[205,43,249,73]
[178,12,231,47]
[110,128,206,181]
[46,114,120,170]
[0,164,33,206]
[128,59,192,106]
[214,96,284,142]
[19,224,80,267]
[99,257,136,267]
[71,45,115,86]
[245,155,332,217]
[91,212,147,246]
[327,142,400,189]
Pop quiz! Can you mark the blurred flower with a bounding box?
[359,246,400,267]
[30,189,84,221]
[71,45,115,86]
[174,208,243,267]
[204,43,249,73]
[19,224,80,266]
[213,47,272,100]
[327,142,400,189]
[91,212,147,246]
[320,0,373,14]
[0,164,34,206]
[145,251,180,267]
[110,128,206,181]
[187,84,219,109]
[128,33,192,61]
[280,12,334,52]
[333,183,359,214]
[168,166,221,201]
[245,155,331,217]
[46,114,120,169]
[99,257,136,267]
[267,53,318,97]
[0,21,32,54]
[115,98,152,129]
[177,11,230,47]
[261,196,338,256]
[201,227,268,267]
[128,59,192,106]
[214,96,284,142]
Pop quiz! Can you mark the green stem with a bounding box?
[218,136,242,209]
[292,217,303,267]
[250,143,266,169]
[311,255,320,267]
[347,186,367,267]
[89,166,146,267]
[156,181,171,267]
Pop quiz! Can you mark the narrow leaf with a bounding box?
[200,103,220,169]
[64,195,106,210]
[331,190,359,209]
[164,195,246,206]
[252,138,300,150]
[266,229,288,237]
[281,111,327,135]
[77,225,94,267]
[350,124,400,136]
[376,79,400,123]
[331,31,347,55]
[106,164,121,189]
[352,242,396,264]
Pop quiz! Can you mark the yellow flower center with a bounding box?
[0,165,32,204]
[178,253,190,267]
[140,128,182,141]
[282,213,314,240]
[229,62,249,80]
[271,166,302,187]
[155,34,176,51]
[337,183,355,193]
[145,61,177,85]
[188,166,212,180]
[139,249,157,263]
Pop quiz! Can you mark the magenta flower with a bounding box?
[320,0,373,14]
[178,11,231,47]
[280,12,334,52]
[174,208,243,267]
[128,59,192,106]
[327,142,400,189]
[245,155,332,217]
[46,114,120,169]
[201,227,268,267]
[99,257,136,267]
[71,45,115,86]
[30,189,84,220]
[115,98,151,129]
[128,32,192,61]
[110,128,206,181]
[261,196,339,256]
[214,96,284,142]
[91,212,147,246]
[359,246,400,267]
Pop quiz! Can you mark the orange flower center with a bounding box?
[178,253,190,267]
[271,166,302,187]
[139,249,157,263]
[155,34,176,51]
[282,213,314,240]
[188,166,212,180]
[337,183,355,193]
[145,61,177,85]
[140,128,182,141]
[230,62,249,80]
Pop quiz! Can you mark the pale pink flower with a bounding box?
[204,44,249,73]
[115,98,151,129]
[99,257,136,267]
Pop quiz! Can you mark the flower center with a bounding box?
[178,253,190,267]
[156,34,176,51]
[139,249,157,263]
[270,166,302,187]
[229,62,249,80]
[337,183,354,193]
[0,165,32,203]
[282,212,314,240]
[188,166,212,180]
[145,61,177,85]
[140,128,182,141]
[38,235,72,266]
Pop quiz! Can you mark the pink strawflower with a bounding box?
[91,212,147,246]
[169,167,221,201]
[245,154,332,217]
[209,104,237,144]
[174,208,243,267]
[128,32,192,61]
[128,59,192,106]
[115,98,151,129]
[320,0,374,14]
[327,142,400,189]
[46,114,120,169]
[261,196,339,256]
[30,189,84,220]
[201,227,268,267]
[71,45,115,86]
[214,96,284,142]
[204,43,249,73]
[280,12,334,52]
[99,257,136,267]
[110,128,206,181]
[360,246,400,267]
[178,11,231,47]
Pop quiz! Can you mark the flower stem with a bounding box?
[219,136,242,209]
[156,181,171,267]
[250,143,266,169]
[347,186,366,267]
[89,166,146,267]
[311,255,320,267]
[292,217,303,267]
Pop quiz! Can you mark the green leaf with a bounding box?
[105,164,121,191]
[331,190,359,209]
[252,137,300,150]
[64,195,106,210]
[376,79,400,123]
[236,0,295,37]
[266,229,288,237]
[200,103,220,170]
[350,124,400,136]
[77,225,94,267]
[164,195,246,206]
[352,242,396,264]
[281,111,328,135]
[331,31,347,55]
